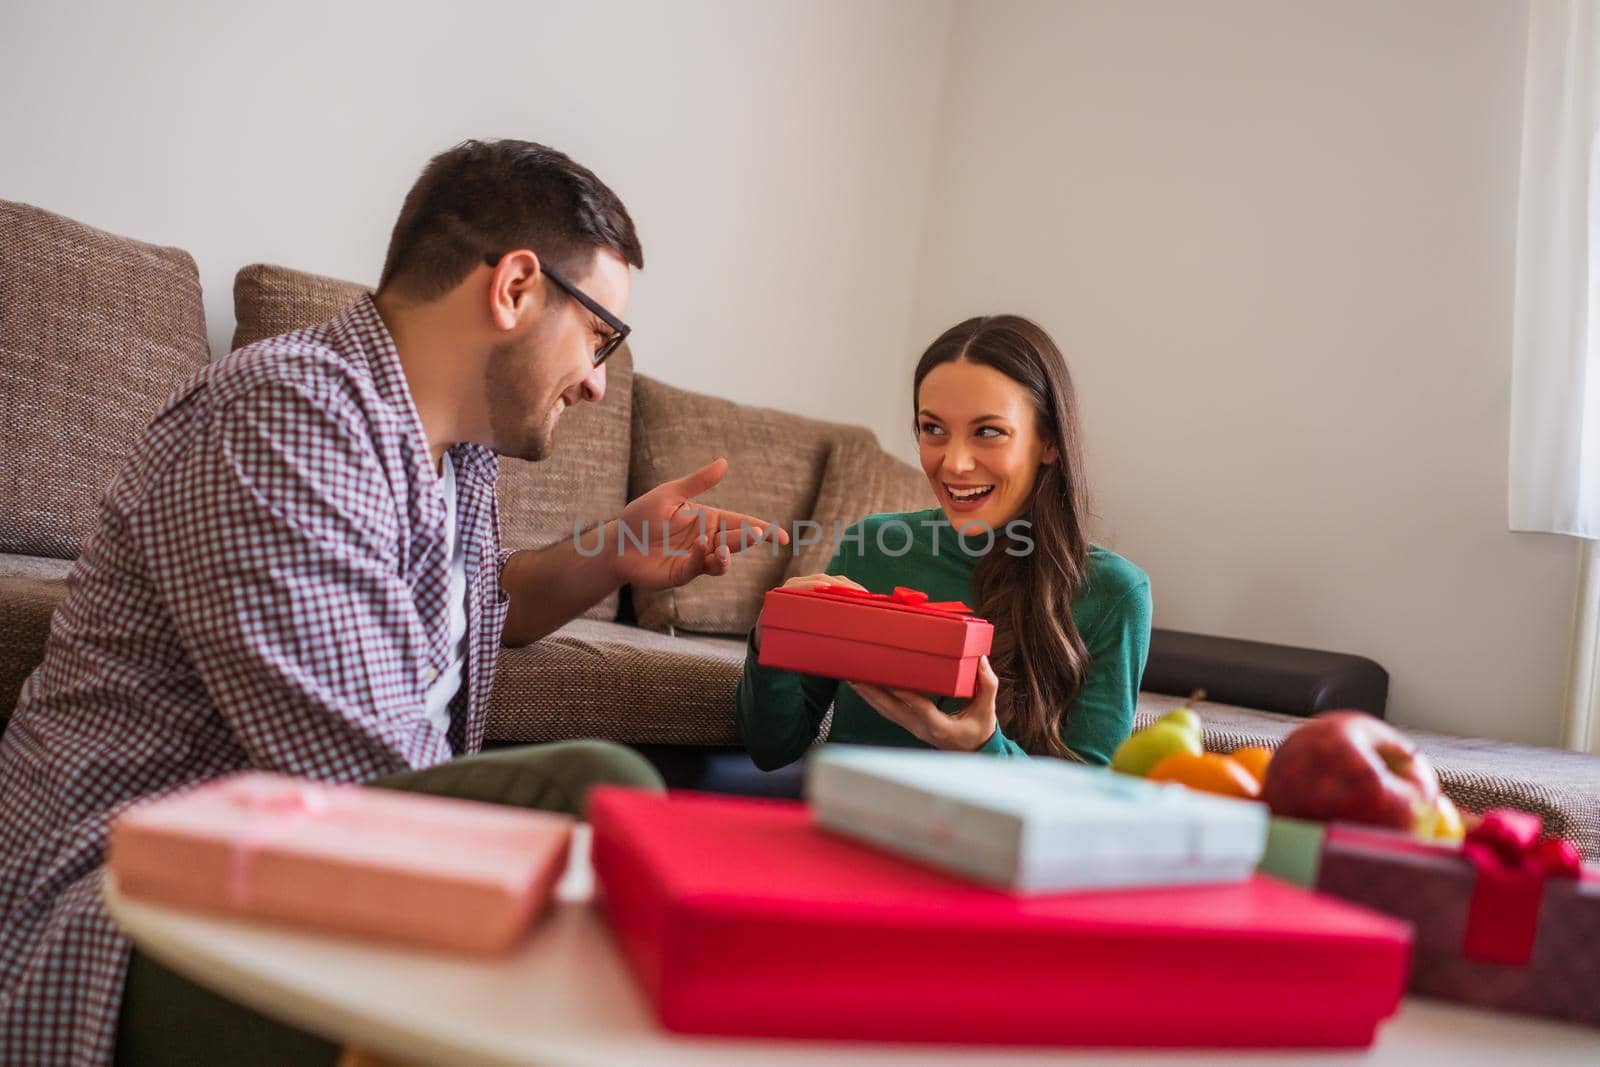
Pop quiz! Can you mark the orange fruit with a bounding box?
[1146,752,1263,800]
[1230,746,1273,783]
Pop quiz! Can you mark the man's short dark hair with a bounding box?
[378,139,644,301]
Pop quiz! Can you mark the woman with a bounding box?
[737,315,1151,768]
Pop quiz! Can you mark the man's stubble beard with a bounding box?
[485,337,556,463]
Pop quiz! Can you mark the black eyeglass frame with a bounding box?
[482,251,630,366]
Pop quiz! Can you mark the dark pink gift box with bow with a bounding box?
[1262,808,1599,1027]
[758,584,994,698]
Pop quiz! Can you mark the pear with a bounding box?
[1112,721,1203,777]
[1155,690,1206,740]
[1157,707,1202,738]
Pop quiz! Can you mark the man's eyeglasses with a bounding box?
[482,252,630,367]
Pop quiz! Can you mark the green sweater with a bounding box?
[736,509,1151,769]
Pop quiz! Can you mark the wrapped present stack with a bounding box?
[597,614,1599,1044]
[590,748,1414,1048]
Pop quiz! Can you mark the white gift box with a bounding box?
[806,746,1267,894]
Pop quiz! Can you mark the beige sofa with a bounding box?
[4,198,1599,858]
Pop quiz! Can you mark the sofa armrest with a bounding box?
[1141,628,1389,719]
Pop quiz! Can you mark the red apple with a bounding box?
[1261,711,1440,830]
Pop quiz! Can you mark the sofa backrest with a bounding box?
[0,200,211,559]
[229,263,634,621]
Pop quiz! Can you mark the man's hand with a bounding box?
[611,457,789,591]
[501,457,787,648]
[849,656,1000,752]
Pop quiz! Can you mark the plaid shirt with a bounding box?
[0,296,510,1065]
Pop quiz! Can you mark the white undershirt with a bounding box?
[423,453,470,737]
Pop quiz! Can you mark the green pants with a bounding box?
[114,741,663,1067]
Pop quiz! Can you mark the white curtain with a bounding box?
[1509,0,1600,538]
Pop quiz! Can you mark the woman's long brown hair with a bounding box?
[914,316,1092,760]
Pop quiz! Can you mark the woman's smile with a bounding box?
[943,481,997,512]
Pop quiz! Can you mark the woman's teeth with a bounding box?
[947,484,995,501]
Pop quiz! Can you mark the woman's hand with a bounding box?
[849,656,1000,752]
[753,572,867,649]
[780,572,868,594]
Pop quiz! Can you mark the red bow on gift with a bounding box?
[808,584,975,617]
[1460,809,1582,966]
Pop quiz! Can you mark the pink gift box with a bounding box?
[108,772,573,954]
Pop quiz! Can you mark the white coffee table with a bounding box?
[102,828,1600,1067]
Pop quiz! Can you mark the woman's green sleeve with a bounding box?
[1058,578,1153,765]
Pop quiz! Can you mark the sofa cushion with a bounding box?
[488,618,746,747]
[628,375,870,636]
[230,263,634,621]
[0,201,211,560]
[787,434,935,579]
[230,262,370,351]
[0,554,73,723]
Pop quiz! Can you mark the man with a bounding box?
[0,139,785,1066]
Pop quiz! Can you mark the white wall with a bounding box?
[907,0,1578,745]
[0,0,954,457]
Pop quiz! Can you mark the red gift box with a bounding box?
[1265,810,1599,1027]
[589,787,1412,1048]
[757,584,994,697]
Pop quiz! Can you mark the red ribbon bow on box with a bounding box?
[807,584,976,618]
[1460,808,1582,966]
